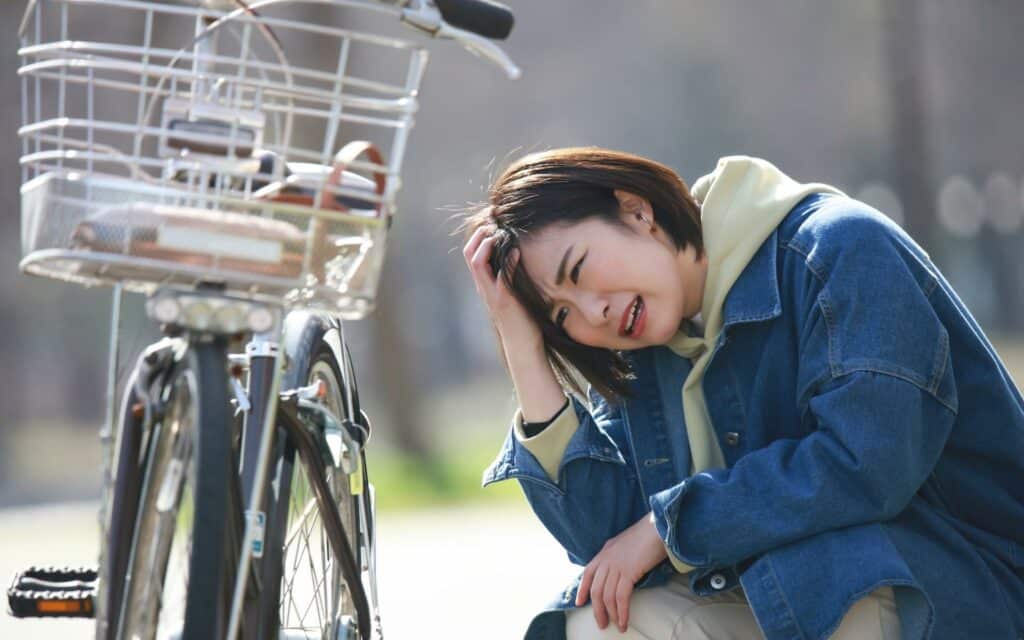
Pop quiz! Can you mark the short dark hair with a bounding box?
[463,147,703,401]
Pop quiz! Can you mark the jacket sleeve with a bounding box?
[513,399,579,481]
[483,388,649,566]
[650,210,959,568]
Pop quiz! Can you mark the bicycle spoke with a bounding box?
[274,356,363,638]
[281,472,335,633]
[284,496,319,549]
[297,513,322,626]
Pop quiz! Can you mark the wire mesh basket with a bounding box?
[18,0,429,318]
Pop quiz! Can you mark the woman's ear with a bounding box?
[613,189,655,232]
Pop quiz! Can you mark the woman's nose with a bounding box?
[578,292,610,326]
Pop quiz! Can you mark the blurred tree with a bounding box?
[883,0,935,250]
[1,0,24,491]
[374,259,433,460]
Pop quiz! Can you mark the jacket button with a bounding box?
[709,573,727,590]
[724,432,741,446]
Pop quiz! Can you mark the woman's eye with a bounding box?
[555,307,568,328]
[570,253,585,284]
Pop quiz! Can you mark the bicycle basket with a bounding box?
[18,0,429,318]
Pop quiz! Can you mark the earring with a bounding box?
[634,211,657,233]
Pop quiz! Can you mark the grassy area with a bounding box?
[366,438,522,513]
[0,417,523,512]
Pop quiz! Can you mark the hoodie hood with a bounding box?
[668,156,844,473]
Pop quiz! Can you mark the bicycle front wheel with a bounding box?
[262,348,362,639]
[118,339,234,640]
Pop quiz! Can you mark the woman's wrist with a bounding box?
[503,340,546,371]
[504,346,566,423]
[499,327,545,360]
[521,398,570,437]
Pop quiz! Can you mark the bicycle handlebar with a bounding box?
[433,0,514,40]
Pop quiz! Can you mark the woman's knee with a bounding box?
[565,581,696,640]
[671,586,900,640]
[565,606,649,640]
[566,581,760,640]
[828,586,900,640]
[670,599,761,640]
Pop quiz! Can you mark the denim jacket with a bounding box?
[483,194,1024,640]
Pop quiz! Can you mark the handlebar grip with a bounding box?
[434,0,514,40]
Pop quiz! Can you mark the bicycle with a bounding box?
[6,1,518,638]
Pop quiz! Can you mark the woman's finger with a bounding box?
[462,224,492,263]
[470,238,501,297]
[493,247,519,290]
[507,247,521,270]
[615,575,634,632]
[590,565,610,630]
[470,235,497,275]
[464,226,495,272]
[466,230,493,268]
[464,235,496,291]
[603,569,620,632]
[576,564,595,607]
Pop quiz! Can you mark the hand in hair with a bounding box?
[463,225,565,423]
[463,224,542,353]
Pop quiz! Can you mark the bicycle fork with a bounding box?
[227,326,285,640]
[229,327,377,640]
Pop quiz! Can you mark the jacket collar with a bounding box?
[720,228,782,329]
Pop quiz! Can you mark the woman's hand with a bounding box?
[462,225,542,354]
[463,225,565,423]
[575,512,668,632]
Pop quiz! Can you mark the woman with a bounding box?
[461,148,1024,640]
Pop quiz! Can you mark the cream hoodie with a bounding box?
[665,156,844,473]
[512,156,843,568]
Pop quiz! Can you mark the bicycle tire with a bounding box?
[118,338,233,640]
[260,345,362,638]
[97,369,146,640]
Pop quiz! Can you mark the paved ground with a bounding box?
[0,500,578,639]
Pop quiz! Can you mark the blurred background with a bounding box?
[1,0,1022,635]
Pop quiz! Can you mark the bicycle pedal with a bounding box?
[6,565,98,619]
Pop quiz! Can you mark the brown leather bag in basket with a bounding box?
[258,141,387,283]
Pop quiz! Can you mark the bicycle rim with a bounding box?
[275,355,361,638]
[118,367,197,640]
[98,374,147,640]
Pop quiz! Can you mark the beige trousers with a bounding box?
[565,575,900,640]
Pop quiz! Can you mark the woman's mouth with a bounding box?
[620,296,646,338]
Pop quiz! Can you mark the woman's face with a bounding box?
[517,190,707,350]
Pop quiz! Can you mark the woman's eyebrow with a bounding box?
[554,244,574,286]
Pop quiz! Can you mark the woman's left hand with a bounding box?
[575,511,668,632]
